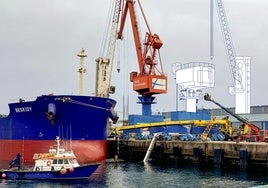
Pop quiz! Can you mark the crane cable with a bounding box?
[99,0,115,57]
[137,0,151,34]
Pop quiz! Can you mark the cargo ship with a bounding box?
[0,94,118,167]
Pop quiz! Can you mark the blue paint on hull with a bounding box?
[0,95,117,141]
[0,95,118,164]
[3,164,99,180]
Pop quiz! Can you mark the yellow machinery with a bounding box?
[114,117,232,140]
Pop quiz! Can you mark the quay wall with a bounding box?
[107,139,268,168]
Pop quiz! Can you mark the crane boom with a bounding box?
[215,0,242,89]
[204,93,261,139]
[117,1,143,73]
[214,0,251,114]
[204,93,248,124]
[95,0,122,98]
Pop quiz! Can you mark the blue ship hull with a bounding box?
[0,95,118,166]
[3,163,99,180]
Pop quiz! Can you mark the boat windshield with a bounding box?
[52,158,77,165]
[52,159,69,165]
[69,158,77,164]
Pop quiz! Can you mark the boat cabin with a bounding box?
[32,137,80,171]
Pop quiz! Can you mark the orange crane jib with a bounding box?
[117,0,167,97]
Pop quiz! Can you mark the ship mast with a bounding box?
[77,48,87,95]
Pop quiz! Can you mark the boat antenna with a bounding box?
[56,136,60,155]
[70,124,73,151]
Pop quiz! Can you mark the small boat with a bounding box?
[1,136,99,180]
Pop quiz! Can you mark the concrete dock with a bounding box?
[107,139,268,170]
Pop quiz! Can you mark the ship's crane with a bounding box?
[212,0,251,114]
[77,48,87,96]
[95,0,122,98]
[204,93,267,142]
[117,0,167,116]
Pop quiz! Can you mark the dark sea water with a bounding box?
[1,160,268,188]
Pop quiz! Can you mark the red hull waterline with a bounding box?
[0,140,107,168]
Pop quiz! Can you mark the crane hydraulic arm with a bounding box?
[117,0,167,97]
[204,93,260,135]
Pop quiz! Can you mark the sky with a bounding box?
[0,0,268,118]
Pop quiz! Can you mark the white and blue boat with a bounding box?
[2,136,99,180]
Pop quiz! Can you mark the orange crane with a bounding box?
[117,0,167,115]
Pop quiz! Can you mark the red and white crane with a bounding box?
[97,0,167,116]
[117,0,167,116]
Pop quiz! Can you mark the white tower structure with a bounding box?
[214,0,251,114]
[229,57,251,114]
[77,48,87,95]
[173,62,215,112]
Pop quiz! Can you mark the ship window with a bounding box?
[58,159,63,164]
[64,159,69,164]
[69,159,74,164]
[53,160,57,164]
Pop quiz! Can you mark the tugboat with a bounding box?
[2,136,99,180]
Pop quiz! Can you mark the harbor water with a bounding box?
[1,160,268,188]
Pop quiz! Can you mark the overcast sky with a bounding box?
[0,0,267,117]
